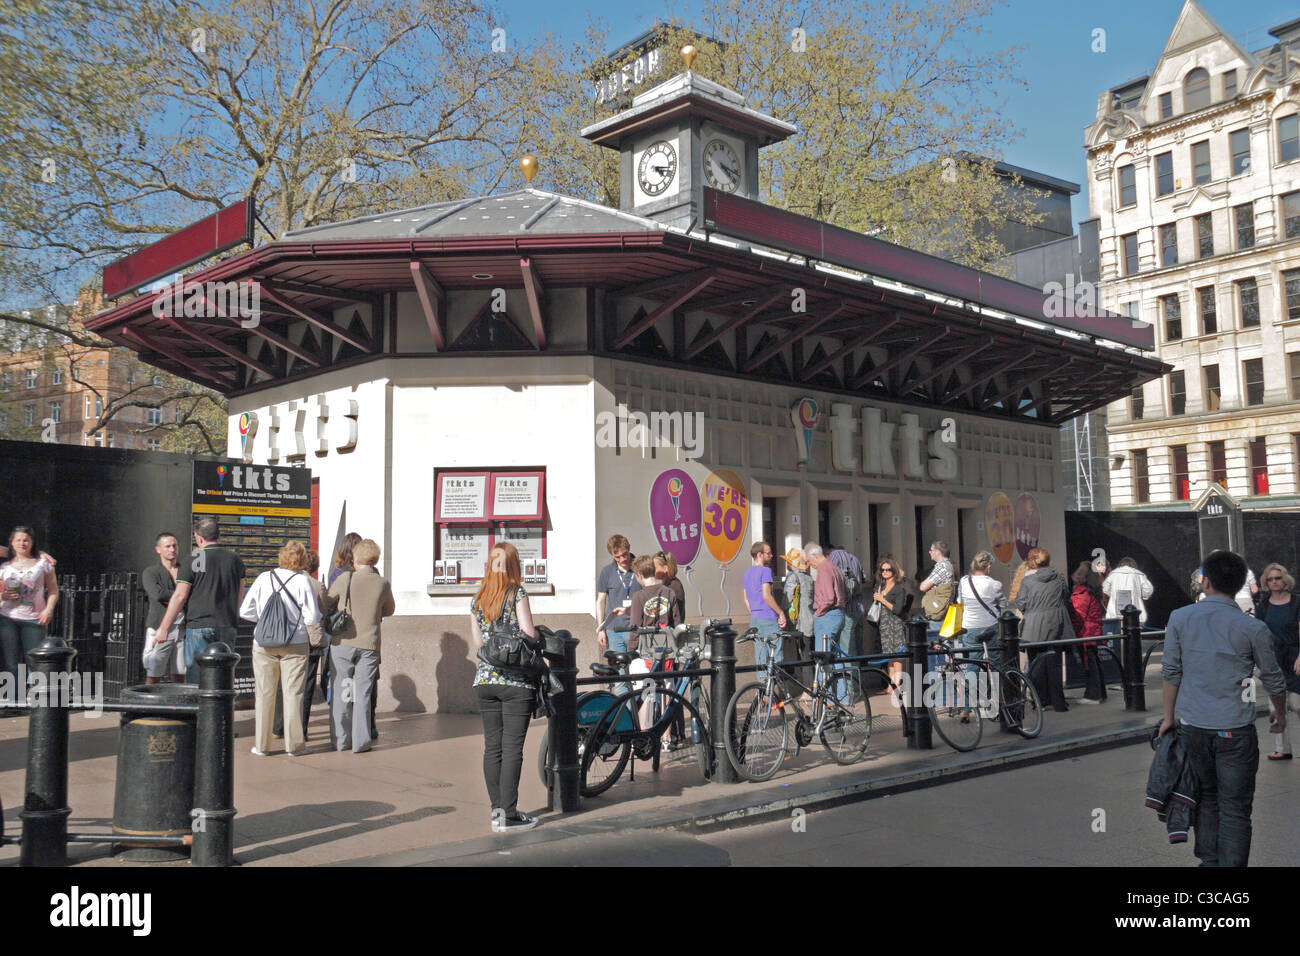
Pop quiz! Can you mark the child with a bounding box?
[626,555,682,649]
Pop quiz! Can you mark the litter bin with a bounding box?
[112,683,198,860]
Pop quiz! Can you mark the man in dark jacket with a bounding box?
[1160,550,1287,867]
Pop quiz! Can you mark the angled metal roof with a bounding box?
[282,189,666,242]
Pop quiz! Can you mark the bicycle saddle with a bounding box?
[590,662,618,677]
[604,650,635,666]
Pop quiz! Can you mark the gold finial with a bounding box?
[681,44,697,70]
[520,155,538,183]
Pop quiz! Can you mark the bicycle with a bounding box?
[925,630,1043,752]
[538,620,723,797]
[723,627,873,782]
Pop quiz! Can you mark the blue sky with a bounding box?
[499,0,1299,226]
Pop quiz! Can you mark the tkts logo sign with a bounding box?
[794,402,959,482]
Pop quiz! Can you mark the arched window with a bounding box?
[1184,68,1210,111]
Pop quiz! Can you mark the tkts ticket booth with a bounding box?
[89,58,1166,712]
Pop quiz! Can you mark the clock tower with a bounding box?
[580,47,796,230]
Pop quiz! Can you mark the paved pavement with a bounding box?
[413,734,1300,866]
[0,661,1280,867]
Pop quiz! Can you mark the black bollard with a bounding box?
[905,618,933,749]
[547,630,581,813]
[710,624,739,784]
[997,610,1021,733]
[192,641,239,867]
[1121,604,1145,712]
[20,636,77,867]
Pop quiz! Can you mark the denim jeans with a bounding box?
[1182,724,1259,867]
[185,626,238,683]
[753,618,783,682]
[814,609,846,655]
[838,605,862,658]
[477,683,535,816]
[0,617,45,704]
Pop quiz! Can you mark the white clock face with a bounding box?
[637,140,678,196]
[703,139,741,193]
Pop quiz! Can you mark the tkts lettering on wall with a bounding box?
[192,461,311,577]
[92,47,1163,713]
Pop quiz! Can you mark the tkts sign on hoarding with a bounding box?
[192,461,311,515]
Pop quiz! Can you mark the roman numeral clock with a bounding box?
[582,46,795,231]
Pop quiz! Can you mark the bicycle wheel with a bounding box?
[927,662,983,752]
[819,669,872,764]
[1142,641,1163,673]
[724,681,788,782]
[689,678,714,779]
[1002,669,1043,739]
[580,709,632,797]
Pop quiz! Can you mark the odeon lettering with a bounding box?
[824,402,958,482]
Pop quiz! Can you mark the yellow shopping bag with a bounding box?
[938,601,963,639]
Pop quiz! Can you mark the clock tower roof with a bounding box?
[580,70,796,150]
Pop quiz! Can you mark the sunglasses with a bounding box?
[879,567,894,573]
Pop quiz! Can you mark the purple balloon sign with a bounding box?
[649,469,703,568]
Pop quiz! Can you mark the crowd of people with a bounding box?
[3,517,1298,859]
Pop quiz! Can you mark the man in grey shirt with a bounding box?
[1160,550,1287,867]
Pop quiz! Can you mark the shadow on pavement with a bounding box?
[235,800,455,864]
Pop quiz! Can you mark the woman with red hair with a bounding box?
[471,542,541,832]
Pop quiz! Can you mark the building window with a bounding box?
[83,396,91,419]
[1159,223,1178,266]
[1222,69,1237,99]
[1159,92,1173,120]
[1169,370,1186,415]
[1122,233,1140,275]
[1209,441,1228,486]
[1162,294,1182,341]
[1155,152,1174,195]
[1234,203,1254,249]
[1172,445,1191,501]
[1228,128,1250,176]
[1243,358,1265,406]
[1191,140,1211,184]
[1133,450,1150,503]
[23,405,35,427]
[51,367,62,385]
[152,374,162,387]
[25,369,36,389]
[126,367,136,385]
[95,396,103,416]
[147,408,162,425]
[1198,286,1217,335]
[1250,438,1269,495]
[0,413,7,428]
[1204,364,1221,411]
[146,439,161,451]
[49,401,61,423]
[1283,191,1300,240]
[1285,269,1300,321]
[1,373,9,390]
[1237,278,1259,328]
[1118,164,1136,207]
[1290,353,1300,399]
[1130,386,1145,420]
[1280,114,1299,164]
[1183,68,1210,111]
[1195,213,1213,258]
[94,433,104,447]
[106,433,114,448]
[1122,302,1139,319]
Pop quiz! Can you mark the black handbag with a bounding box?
[478,588,544,680]
[323,571,353,637]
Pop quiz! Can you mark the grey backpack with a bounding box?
[254,571,303,648]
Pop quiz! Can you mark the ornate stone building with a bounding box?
[1088,2,1300,510]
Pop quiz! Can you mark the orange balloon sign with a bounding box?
[986,492,1014,565]
[701,469,749,566]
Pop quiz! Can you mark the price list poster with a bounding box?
[191,461,313,577]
